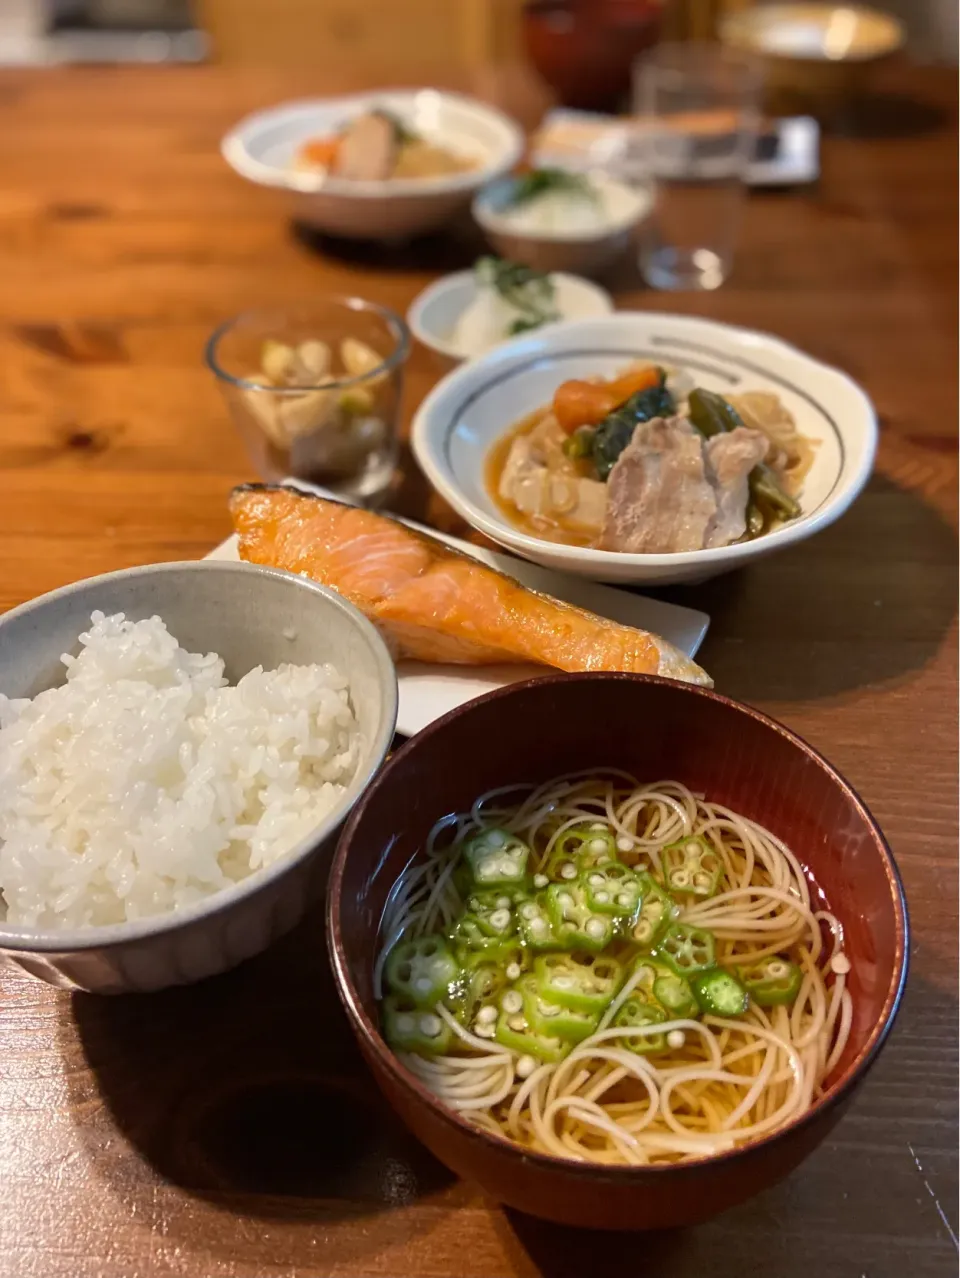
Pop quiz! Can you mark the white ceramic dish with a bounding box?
[407,269,613,367]
[205,483,709,737]
[472,173,652,278]
[222,90,524,241]
[0,562,397,994]
[411,312,877,586]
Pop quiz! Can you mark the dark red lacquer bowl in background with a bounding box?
[327,674,908,1230]
[523,0,663,113]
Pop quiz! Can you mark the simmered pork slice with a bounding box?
[334,111,397,181]
[601,416,717,554]
[703,426,768,548]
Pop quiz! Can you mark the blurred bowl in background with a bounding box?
[222,90,525,241]
[720,4,904,115]
[473,172,653,278]
[407,268,613,369]
[206,298,409,502]
[523,0,664,113]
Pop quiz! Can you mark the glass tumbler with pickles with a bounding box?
[206,298,410,500]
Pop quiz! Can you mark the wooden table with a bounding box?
[0,62,956,1278]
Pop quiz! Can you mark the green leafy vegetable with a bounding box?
[687,388,801,532]
[750,464,801,521]
[592,370,675,480]
[687,387,742,439]
[508,316,545,336]
[506,167,597,209]
[562,425,596,460]
[475,256,559,336]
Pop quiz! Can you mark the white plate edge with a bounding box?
[205,489,709,736]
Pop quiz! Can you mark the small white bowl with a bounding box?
[411,312,877,586]
[472,173,652,278]
[222,90,524,241]
[407,269,614,368]
[0,561,398,993]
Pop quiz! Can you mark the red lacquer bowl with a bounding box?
[523,0,663,113]
[327,674,908,1230]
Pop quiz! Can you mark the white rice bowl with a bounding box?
[0,611,360,929]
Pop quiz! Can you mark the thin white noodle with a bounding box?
[824,987,853,1077]
[434,1003,513,1058]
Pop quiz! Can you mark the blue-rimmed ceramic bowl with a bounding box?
[411,313,877,585]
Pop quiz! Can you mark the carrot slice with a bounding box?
[605,364,661,404]
[552,365,661,434]
[552,381,618,433]
[298,136,340,168]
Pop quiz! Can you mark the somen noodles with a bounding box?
[375,773,853,1166]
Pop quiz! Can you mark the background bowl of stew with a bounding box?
[410,312,877,585]
[328,674,907,1230]
[222,90,525,241]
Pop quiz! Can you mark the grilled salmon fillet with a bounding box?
[229,485,711,685]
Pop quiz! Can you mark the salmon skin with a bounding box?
[229,484,711,685]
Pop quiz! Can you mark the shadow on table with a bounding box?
[61,952,958,1276]
[656,472,957,705]
[291,215,485,276]
[64,906,455,1262]
[290,216,645,295]
[827,91,949,141]
[498,974,958,1278]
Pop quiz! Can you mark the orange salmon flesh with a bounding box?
[229,485,711,685]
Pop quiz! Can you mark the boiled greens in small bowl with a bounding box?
[408,257,613,364]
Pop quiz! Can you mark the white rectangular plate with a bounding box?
[206,490,709,737]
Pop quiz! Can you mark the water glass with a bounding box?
[207,298,409,502]
[633,43,761,291]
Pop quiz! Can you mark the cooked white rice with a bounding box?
[0,611,360,929]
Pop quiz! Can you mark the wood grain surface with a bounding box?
[0,62,956,1278]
